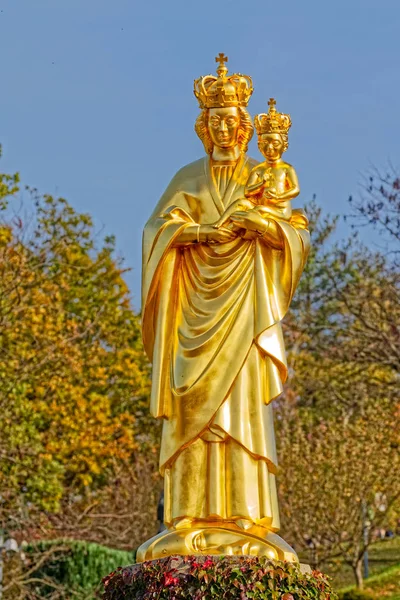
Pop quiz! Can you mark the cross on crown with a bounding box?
[215,53,228,77]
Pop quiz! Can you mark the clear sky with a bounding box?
[1,0,399,307]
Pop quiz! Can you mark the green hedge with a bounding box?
[26,539,133,597]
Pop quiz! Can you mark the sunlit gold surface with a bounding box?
[136,523,297,562]
[138,55,310,562]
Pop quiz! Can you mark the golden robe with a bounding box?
[142,154,309,530]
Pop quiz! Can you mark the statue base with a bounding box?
[136,522,298,562]
[103,556,336,600]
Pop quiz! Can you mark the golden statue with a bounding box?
[138,54,310,562]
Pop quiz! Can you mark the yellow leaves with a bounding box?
[0,225,12,246]
[39,452,55,462]
[0,185,152,515]
[80,473,94,487]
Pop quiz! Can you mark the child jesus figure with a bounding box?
[214,98,300,230]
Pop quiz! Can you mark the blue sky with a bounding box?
[1,0,399,307]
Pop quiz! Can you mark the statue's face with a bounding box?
[208,107,240,149]
[258,133,284,162]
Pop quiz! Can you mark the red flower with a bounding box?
[203,559,214,569]
[164,572,179,586]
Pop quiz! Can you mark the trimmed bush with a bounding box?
[103,555,338,599]
[27,539,133,597]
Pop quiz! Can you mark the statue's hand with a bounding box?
[229,210,269,234]
[230,211,283,248]
[213,216,228,230]
[199,224,238,244]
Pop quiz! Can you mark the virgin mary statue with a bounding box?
[138,55,310,561]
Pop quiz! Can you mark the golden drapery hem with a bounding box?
[164,344,280,529]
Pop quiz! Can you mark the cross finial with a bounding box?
[215,53,228,77]
[268,98,277,111]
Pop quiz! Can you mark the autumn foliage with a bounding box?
[0,170,160,557]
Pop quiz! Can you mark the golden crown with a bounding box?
[194,53,253,109]
[255,98,292,135]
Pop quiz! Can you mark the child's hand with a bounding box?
[264,187,278,199]
[262,170,271,182]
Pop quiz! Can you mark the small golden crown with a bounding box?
[194,53,253,109]
[255,98,292,135]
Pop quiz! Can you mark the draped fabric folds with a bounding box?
[142,154,310,527]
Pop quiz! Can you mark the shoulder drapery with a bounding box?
[142,156,310,469]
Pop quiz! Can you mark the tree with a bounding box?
[277,199,400,588]
[349,165,400,265]
[0,164,159,597]
[277,400,400,589]
[284,199,397,412]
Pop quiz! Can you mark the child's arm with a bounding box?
[245,168,265,197]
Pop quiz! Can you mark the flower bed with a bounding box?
[102,555,338,599]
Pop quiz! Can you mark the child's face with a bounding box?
[258,134,284,162]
